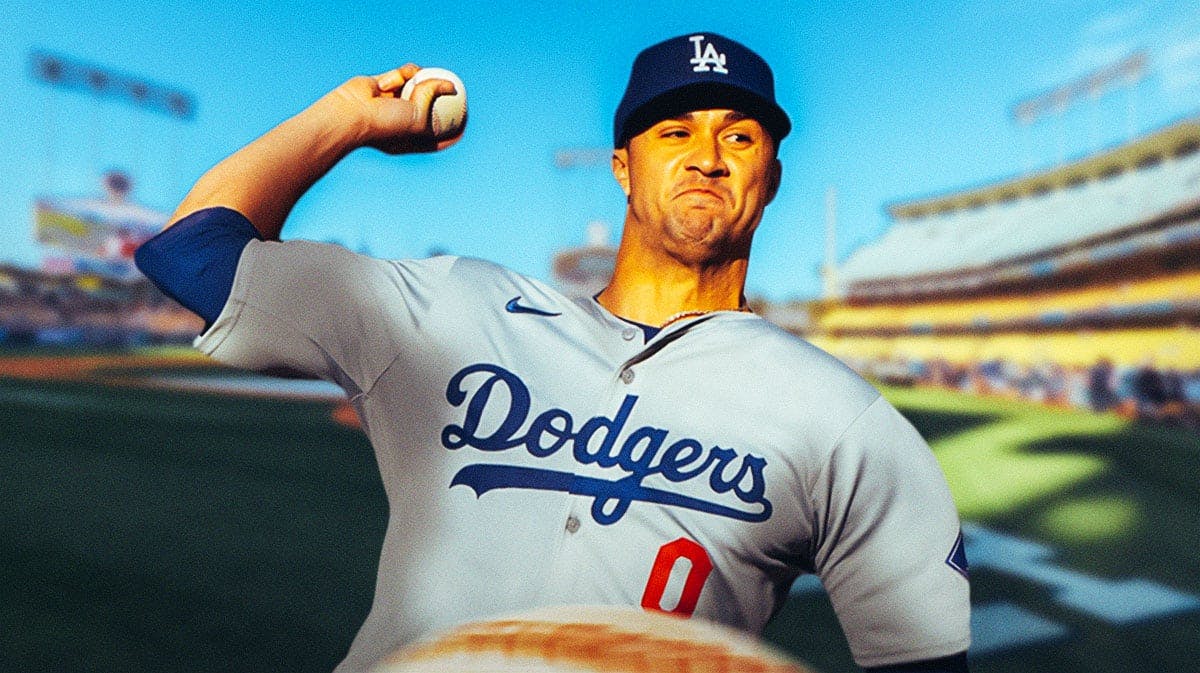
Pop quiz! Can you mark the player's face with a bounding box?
[613,109,781,266]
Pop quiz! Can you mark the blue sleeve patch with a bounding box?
[946,529,969,579]
[134,207,262,327]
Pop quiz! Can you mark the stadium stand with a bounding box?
[840,118,1200,297]
[0,172,203,348]
[810,116,1200,431]
[819,270,1200,334]
[0,263,202,347]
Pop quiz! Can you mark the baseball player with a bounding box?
[136,33,970,673]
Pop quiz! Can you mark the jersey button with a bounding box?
[620,368,635,384]
[621,327,638,341]
[565,515,581,534]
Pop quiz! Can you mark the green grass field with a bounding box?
[1,361,1197,672]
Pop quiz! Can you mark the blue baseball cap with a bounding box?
[613,32,791,148]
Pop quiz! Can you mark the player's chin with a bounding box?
[667,210,737,247]
[669,224,755,265]
[666,206,712,229]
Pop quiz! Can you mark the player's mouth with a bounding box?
[673,186,726,202]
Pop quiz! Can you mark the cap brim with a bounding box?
[616,82,791,148]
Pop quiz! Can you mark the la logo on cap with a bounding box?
[688,35,728,74]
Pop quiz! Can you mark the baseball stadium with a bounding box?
[4,8,1200,673]
[809,114,1200,429]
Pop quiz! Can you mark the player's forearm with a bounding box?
[168,93,364,240]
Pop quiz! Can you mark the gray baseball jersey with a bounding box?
[195,239,970,671]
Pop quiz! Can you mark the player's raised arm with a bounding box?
[134,65,461,327]
[169,65,459,239]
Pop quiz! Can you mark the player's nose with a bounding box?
[685,135,729,178]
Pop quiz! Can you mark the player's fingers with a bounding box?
[406,78,457,130]
[375,63,420,93]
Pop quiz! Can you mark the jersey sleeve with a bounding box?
[133,207,263,326]
[810,395,971,668]
[193,238,454,395]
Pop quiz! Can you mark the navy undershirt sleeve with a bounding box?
[864,651,969,673]
[133,207,263,327]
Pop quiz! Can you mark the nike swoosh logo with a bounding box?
[505,296,562,317]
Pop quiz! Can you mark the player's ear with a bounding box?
[612,148,631,198]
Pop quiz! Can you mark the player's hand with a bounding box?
[323,64,460,154]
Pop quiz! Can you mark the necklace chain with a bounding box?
[660,306,751,328]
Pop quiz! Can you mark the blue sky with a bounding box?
[5,0,1200,300]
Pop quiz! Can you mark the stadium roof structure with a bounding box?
[840,116,1200,295]
[888,117,1200,220]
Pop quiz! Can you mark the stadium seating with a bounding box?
[811,326,1200,369]
[809,118,1200,428]
[840,132,1200,285]
[821,269,1200,333]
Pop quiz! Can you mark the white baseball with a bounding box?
[400,67,467,140]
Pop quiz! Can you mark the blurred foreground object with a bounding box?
[373,605,818,673]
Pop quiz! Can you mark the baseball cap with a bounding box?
[613,32,791,148]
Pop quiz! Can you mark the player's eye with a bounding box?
[660,128,690,139]
[724,131,755,145]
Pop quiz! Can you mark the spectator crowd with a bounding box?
[847,353,1200,433]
